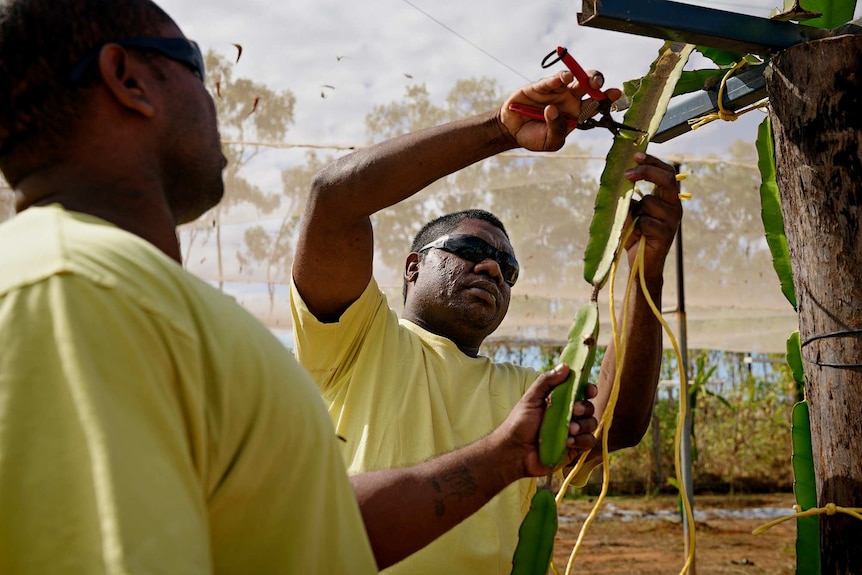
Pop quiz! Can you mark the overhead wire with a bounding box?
[398,0,532,82]
[220,138,759,169]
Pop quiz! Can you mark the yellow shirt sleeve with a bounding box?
[290,276,388,393]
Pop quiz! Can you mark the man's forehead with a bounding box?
[453,219,514,253]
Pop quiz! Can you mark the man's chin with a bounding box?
[174,183,224,225]
[459,304,504,333]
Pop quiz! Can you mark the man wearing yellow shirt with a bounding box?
[291,70,683,572]
[0,0,600,573]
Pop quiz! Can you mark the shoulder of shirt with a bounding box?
[0,206,241,332]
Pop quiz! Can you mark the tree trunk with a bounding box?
[766,34,862,574]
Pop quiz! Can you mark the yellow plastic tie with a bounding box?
[687,61,768,131]
[752,503,862,535]
[675,173,691,200]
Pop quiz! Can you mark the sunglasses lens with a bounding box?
[457,243,490,263]
[449,237,518,287]
[499,256,519,286]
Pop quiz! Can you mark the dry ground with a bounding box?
[551,493,797,574]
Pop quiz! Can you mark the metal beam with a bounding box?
[578,0,831,56]
[651,63,768,143]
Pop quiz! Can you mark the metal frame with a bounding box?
[578,0,830,56]
[651,63,768,143]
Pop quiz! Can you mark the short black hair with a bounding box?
[0,0,173,185]
[403,209,509,301]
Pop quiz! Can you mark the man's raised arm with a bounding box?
[291,72,614,321]
[590,152,683,453]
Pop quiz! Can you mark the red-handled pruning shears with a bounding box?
[508,46,645,137]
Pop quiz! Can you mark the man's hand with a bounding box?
[491,364,598,481]
[623,152,683,280]
[499,72,623,152]
[566,382,599,462]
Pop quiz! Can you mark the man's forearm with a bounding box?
[351,430,518,570]
[595,272,663,452]
[309,110,516,222]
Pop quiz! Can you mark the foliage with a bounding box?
[756,117,796,310]
[365,83,449,141]
[786,331,805,401]
[583,41,694,287]
[787,0,858,28]
[206,51,295,215]
[181,51,301,295]
[235,151,332,311]
[606,349,795,494]
[791,401,820,574]
[540,302,598,467]
[490,345,796,493]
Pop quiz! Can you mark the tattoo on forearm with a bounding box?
[430,466,478,517]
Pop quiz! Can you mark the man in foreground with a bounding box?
[291,67,683,572]
[0,0,598,572]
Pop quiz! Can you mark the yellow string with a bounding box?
[636,239,697,575]
[687,60,769,131]
[753,503,862,535]
[554,187,697,573]
[556,221,638,575]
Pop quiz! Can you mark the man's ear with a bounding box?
[96,44,157,118]
[404,253,420,284]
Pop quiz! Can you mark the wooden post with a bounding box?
[766,34,862,574]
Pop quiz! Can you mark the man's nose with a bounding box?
[473,257,504,286]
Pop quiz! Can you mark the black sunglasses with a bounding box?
[69,37,205,83]
[419,234,520,287]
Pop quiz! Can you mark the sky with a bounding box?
[155,0,850,162]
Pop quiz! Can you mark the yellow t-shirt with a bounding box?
[291,277,540,574]
[0,205,376,575]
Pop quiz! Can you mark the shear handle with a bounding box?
[507,103,579,130]
[542,46,607,102]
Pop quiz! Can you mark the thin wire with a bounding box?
[800,327,862,368]
[219,139,760,169]
[399,0,531,82]
[800,327,862,348]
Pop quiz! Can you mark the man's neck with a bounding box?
[401,310,484,358]
[16,168,183,263]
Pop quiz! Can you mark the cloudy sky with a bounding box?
[155,0,854,161]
